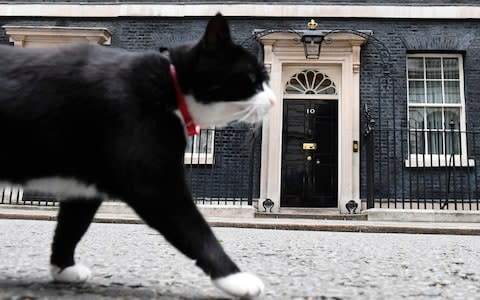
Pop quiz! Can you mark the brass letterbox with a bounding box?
[302,143,317,150]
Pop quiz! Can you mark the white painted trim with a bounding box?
[0,4,480,19]
[2,25,111,47]
[184,153,214,165]
[405,155,475,168]
[258,32,366,213]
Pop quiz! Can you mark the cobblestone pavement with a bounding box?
[0,219,480,300]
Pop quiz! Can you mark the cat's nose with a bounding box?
[269,97,276,107]
[262,83,276,107]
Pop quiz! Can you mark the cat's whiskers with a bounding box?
[229,105,255,118]
[242,106,257,120]
[236,105,259,124]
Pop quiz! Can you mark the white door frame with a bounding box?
[258,32,366,213]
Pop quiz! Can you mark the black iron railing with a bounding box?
[185,127,260,205]
[1,127,260,207]
[0,187,58,206]
[365,123,480,210]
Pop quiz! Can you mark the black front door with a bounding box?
[281,99,338,207]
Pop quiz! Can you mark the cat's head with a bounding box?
[172,13,276,128]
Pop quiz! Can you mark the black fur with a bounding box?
[0,13,268,290]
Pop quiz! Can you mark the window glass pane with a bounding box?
[444,81,461,103]
[446,131,461,155]
[322,87,336,95]
[427,131,444,154]
[186,136,195,153]
[425,58,442,79]
[426,108,443,129]
[409,108,424,129]
[409,131,425,154]
[443,58,459,79]
[408,81,425,103]
[186,129,214,154]
[426,108,444,154]
[199,131,211,153]
[205,130,214,153]
[285,78,304,94]
[444,108,460,157]
[426,81,442,103]
[444,108,460,129]
[407,57,424,79]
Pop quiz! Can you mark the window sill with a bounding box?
[184,154,214,165]
[405,155,475,168]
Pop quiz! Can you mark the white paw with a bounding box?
[50,263,91,283]
[213,272,264,299]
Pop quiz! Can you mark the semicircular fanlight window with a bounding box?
[285,69,337,95]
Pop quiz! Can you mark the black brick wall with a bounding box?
[185,127,261,201]
[2,15,480,202]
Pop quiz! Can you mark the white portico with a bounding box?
[258,31,367,213]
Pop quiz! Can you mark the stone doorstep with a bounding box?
[255,212,367,221]
[367,208,480,223]
[255,207,368,221]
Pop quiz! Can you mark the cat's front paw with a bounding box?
[50,263,91,283]
[213,272,264,299]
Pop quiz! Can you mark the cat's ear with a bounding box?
[201,13,232,50]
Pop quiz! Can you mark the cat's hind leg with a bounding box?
[50,197,102,283]
[125,175,264,298]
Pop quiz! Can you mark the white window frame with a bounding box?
[184,128,215,165]
[405,53,474,167]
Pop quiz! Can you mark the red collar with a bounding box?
[169,64,200,136]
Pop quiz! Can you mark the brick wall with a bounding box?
[185,127,261,201]
[2,16,480,201]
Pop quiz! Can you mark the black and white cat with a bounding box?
[0,13,275,298]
